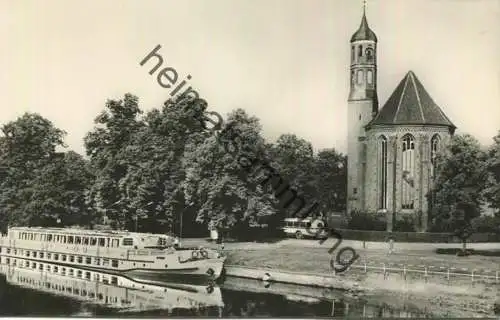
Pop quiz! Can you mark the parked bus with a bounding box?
[281,217,328,239]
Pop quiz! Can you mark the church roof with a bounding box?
[351,10,377,43]
[368,71,455,128]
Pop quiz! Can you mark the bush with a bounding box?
[436,248,500,257]
[436,248,474,255]
[455,250,471,257]
[227,218,286,241]
[337,229,500,243]
[471,215,500,234]
[393,215,417,232]
[347,210,386,231]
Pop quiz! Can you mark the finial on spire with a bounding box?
[363,0,367,14]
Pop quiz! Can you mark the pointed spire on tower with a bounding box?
[351,0,377,43]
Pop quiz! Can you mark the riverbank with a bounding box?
[222,274,497,318]
[221,264,498,317]
[186,238,500,317]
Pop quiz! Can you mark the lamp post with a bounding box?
[179,208,184,240]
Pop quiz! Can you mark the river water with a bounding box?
[0,263,495,318]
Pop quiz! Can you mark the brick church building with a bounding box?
[346,8,456,232]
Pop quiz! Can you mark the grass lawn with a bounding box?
[182,238,500,277]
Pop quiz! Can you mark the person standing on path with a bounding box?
[209,220,219,243]
[388,236,395,255]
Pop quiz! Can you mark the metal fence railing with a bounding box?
[346,262,500,283]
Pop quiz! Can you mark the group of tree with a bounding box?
[428,132,500,249]
[0,94,346,236]
[0,93,499,241]
[0,114,93,229]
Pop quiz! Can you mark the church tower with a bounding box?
[347,6,378,214]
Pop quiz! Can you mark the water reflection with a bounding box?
[0,257,494,317]
[0,257,224,316]
[221,277,432,318]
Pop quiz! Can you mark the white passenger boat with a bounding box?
[0,256,224,314]
[0,227,226,281]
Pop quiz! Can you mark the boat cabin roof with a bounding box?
[8,227,165,239]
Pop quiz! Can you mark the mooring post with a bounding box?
[364,262,367,273]
[496,271,499,284]
[447,268,450,282]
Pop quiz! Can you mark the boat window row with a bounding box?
[16,231,124,248]
[5,248,120,268]
[12,267,129,305]
[2,258,134,306]
[6,258,120,286]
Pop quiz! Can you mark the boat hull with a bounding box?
[124,257,226,282]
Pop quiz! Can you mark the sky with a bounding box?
[0,0,499,155]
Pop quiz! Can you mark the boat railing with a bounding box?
[129,248,175,256]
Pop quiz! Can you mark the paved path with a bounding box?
[180,238,500,251]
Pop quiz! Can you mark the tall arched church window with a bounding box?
[401,134,415,210]
[351,46,355,62]
[351,70,355,84]
[367,70,373,84]
[357,70,363,85]
[378,135,388,210]
[358,45,363,57]
[430,134,440,177]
